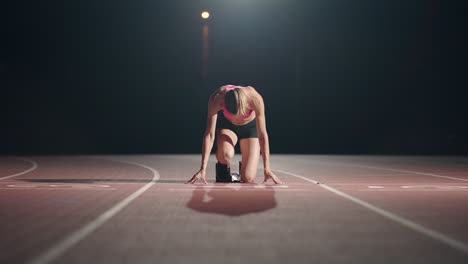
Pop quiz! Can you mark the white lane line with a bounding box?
[0,188,116,191]
[0,157,38,180]
[27,159,160,264]
[176,185,289,189]
[291,157,468,182]
[272,168,468,255]
[273,169,320,184]
[350,164,468,182]
[396,191,468,193]
[169,189,309,192]
[327,183,468,186]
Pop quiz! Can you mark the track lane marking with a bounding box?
[292,158,468,182]
[272,168,468,254]
[0,157,38,180]
[27,158,160,264]
[349,164,468,182]
[169,189,309,191]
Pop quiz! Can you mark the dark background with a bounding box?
[2,0,467,155]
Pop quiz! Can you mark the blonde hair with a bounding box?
[221,85,251,116]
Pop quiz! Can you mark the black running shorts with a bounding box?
[216,110,258,139]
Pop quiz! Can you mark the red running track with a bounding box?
[0,155,467,264]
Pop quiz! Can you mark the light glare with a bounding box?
[201,11,210,19]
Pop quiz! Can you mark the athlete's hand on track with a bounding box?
[263,169,283,184]
[186,169,208,184]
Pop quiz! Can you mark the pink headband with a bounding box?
[226,85,238,91]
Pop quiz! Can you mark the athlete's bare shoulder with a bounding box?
[245,86,262,101]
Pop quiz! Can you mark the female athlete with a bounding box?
[186,85,283,184]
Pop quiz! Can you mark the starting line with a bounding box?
[5,183,467,191]
[369,185,468,189]
[170,185,290,191]
[365,185,468,191]
[0,184,114,190]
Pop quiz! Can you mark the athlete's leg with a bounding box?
[239,138,260,183]
[216,128,238,167]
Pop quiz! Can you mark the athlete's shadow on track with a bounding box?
[186,184,277,216]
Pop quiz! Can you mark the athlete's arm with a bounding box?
[187,92,220,184]
[250,90,270,169]
[249,87,283,184]
[200,94,219,171]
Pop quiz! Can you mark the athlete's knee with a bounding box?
[216,149,234,164]
[243,177,255,183]
[242,171,256,183]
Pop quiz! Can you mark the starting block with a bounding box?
[216,161,242,183]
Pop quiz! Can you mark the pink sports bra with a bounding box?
[222,85,254,120]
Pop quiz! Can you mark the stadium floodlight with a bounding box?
[201,11,210,19]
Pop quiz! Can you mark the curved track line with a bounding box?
[272,168,468,255]
[0,157,38,180]
[27,158,160,264]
